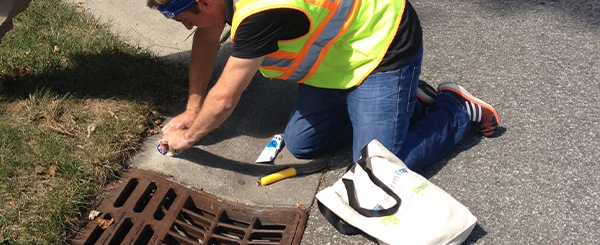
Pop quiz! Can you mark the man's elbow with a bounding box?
[210,93,239,113]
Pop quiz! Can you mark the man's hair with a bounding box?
[147,0,172,8]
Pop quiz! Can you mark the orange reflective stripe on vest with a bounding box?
[232,0,405,89]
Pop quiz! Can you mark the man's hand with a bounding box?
[159,110,199,156]
[161,110,199,135]
[158,128,196,156]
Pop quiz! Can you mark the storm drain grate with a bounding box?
[71,168,307,245]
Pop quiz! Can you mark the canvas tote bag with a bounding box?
[316,140,477,245]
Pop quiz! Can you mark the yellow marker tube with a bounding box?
[258,160,327,186]
[259,168,297,186]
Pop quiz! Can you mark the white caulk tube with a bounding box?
[255,134,284,163]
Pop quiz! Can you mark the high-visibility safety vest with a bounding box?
[231,0,405,89]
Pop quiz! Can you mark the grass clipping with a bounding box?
[0,0,188,243]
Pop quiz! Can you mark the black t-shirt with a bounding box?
[227,0,423,73]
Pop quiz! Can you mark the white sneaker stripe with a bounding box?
[476,104,482,122]
[464,101,472,118]
[469,101,477,121]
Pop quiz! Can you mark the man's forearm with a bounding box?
[186,25,224,112]
[184,56,265,142]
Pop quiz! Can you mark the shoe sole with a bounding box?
[438,83,500,134]
[417,80,436,105]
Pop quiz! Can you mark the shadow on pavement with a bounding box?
[180,146,327,177]
[463,224,488,244]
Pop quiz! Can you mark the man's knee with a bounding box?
[283,130,323,159]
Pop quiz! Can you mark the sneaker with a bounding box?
[417,80,437,105]
[438,82,500,137]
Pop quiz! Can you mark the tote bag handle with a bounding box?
[342,147,402,217]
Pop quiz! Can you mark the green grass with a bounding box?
[0,1,189,243]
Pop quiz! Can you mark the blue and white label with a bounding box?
[394,168,408,176]
[267,139,279,148]
[255,134,284,163]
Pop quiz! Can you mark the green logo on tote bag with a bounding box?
[381,215,401,226]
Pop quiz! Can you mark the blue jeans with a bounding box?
[284,45,471,171]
